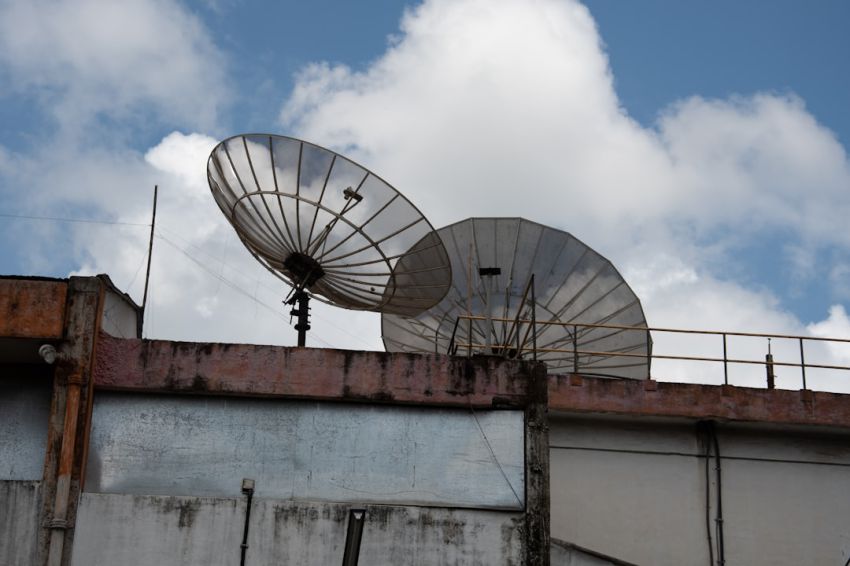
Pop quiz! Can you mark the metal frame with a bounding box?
[450,314,850,388]
[207,133,452,318]
[382,218,651,379]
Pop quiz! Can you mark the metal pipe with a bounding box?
[722,334,728,385]
[240,478,255,566]
[711,424,726,566]
[341,509,366,566]
[799,338,807,389]
[46,371,84,566]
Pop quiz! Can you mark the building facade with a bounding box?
[1,274,849,565]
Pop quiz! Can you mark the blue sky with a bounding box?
[1,0,849,388]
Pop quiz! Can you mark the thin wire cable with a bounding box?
[469,406,523,508]
[0,212,150,226]
[156,234,333,348]
[156,226,376,349]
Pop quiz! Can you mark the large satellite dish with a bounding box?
[207,133,452,344]
[382,217,651,379]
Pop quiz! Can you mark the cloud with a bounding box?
[280,1,850,255]
[276,0,850,390]
[808,305,850,365]
[0,0,227,134]
[2,0,847,390]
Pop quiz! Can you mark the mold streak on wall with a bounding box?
[70,494,525,566]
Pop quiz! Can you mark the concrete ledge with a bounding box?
[549,374,850,430]
[93,333,534,408]
[0,277,67,339]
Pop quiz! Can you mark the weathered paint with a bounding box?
[70,494,525,565]
[0,277,67,339]
[0,481,41,565]
[85,393,525,510]
[550,374,850,430]
[549,413,850,566]
[93,334,534,408]
[0,375,52,480]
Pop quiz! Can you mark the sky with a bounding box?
[1,0,849,391]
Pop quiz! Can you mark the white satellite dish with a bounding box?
[207,134,452,345]
[382,217,651,379]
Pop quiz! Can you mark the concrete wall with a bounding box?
[70,494,525,565]
[0,481,41,566]
[0,376,51,480]
[549,413,850,566]
[86,393,525,510]
[68,392,531,564]
[100,287,139,339]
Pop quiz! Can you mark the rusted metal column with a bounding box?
[524,362,550,566]
[39,277,104,566]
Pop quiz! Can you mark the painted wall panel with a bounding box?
[550,415,850,566]
[86,393,524,510]
[0,376,51,480]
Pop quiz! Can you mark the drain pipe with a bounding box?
[710,424,726,566]
[240,478,255,566]
[46,364,84,566]
[342,509,366,566]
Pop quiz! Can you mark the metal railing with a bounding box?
[447,315,850,390]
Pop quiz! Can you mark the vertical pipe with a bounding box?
[240,479,255,566]
[799,338,807,390]
[711,424,726,566]
[646,327,652,380]
[342,509,366,566]
[722,333,728,385]
[46,375,83,566]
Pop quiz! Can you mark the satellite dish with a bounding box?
[207,133,452,344]
[381,217,651,379]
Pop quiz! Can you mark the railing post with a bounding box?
[530,275,537,363]
[799,338,807,390]
[572,325,578,373]
[646,327,652,380]
[722,333,728,385]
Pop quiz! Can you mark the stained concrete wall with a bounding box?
[549,413,850,566]
[70,493,524,565]
[0,375,51,480]
[0,481,41,565]
[86,393,525,510]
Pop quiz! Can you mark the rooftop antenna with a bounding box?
[207,134,452,346]
[382,217,652,379]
